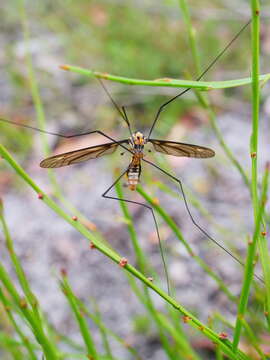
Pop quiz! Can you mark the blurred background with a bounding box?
[0,0,270,359]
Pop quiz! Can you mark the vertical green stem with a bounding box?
[232,0,261,350]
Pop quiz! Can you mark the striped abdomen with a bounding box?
[127,157,141,191]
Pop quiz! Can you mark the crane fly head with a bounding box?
[129,131,146,153]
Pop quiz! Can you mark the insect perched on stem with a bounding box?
[40,130,215,187]
[1,19,260,294]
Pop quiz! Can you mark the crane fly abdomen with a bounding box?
[127,155,142,191]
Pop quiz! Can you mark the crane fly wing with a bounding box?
[40,140,129,168]
[148,139,215,158]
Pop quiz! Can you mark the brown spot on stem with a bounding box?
[97,72,109,79]
[59,64,70,71]
[37,193,43,199]
[182,315,191,323]
[72,215,78,221]
[19,298,27,309]
[119,258,128,267]
[219,332,228,340]
[251,152,257,158]
[261,231,267,236]
[148,277,153,282]
[89,242,96,249]
[60,268,67,277]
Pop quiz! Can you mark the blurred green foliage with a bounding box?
[0,0,255,144]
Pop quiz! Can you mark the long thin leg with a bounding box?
[0,118,133,154]
[97,79,133,138]
[102,168,171,294]
[147,20,251,139]
[121,106,133,139]
[142,157,264,284]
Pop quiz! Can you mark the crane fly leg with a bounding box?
[142,157,264,284]
[102,168,170,294]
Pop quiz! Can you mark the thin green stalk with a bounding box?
[114,173,181,359]
[18,0,101,241]
[157,312,201,360]
[178,0,201,75]
[60,64,270,90]
[114,170,201,359]
[0,263,59,359]
[60,277,98,360]
[143,288,178,360]
[77,298,142,360]
[232,1,261,351]
[0,205,42,325]
[240,318,266,360]
[114,170,149,272]
[177,0,250,190]
[256,164,270,327]
[0,145,251,360]
[91,302,113,360]
[0,288,37,360]
[216,347,224,360]
[136,185,236,302]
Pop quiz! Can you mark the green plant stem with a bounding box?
[177,0,250,190]
[60,277,98,359]
[256,164,270,328]
[91,302,114,360]
[19,0,101,241]
[232,1,261,351]
[0,207,42,324]
[114,171,149,272]
[178,0,201,75]
[0,144,251,360]
[240,318,266,360]
[114,173,190,359]
[0,288,37,360]
[136,185,236,302]
[78,298,141,360]
[0,263,59,359]
[60,64,270,90]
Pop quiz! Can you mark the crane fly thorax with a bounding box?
[129,131,147,156]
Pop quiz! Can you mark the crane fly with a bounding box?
[1,19,261,293]
[40,132,215,191]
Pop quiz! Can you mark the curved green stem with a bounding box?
[60,64,270,90]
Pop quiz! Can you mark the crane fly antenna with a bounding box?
[102,168,171,294]
[142,157,264,284]
[147,19,251,138]
[97,78,133,137]
[121,105,133,139]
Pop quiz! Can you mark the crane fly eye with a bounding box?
[137,136,140,140]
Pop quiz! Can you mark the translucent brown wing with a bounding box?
[40,140,129,168]
[148,139,215,158]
